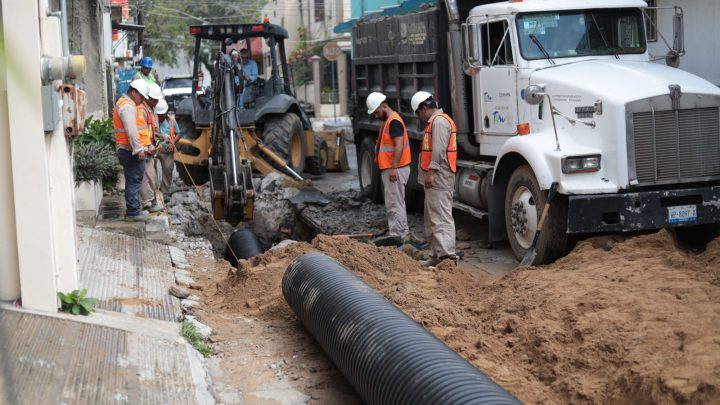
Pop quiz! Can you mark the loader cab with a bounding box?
[186,23,296,126]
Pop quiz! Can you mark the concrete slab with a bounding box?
[77,227,183,322]
[0,307,213,405]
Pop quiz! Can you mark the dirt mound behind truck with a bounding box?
[203,231,720,404]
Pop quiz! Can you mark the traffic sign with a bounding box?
[323,41,342,61]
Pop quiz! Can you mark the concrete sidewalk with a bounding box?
[0,218,215,404]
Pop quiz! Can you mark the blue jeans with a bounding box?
[117,149,146,216]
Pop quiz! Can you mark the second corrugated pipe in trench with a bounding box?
[282,252,521,405]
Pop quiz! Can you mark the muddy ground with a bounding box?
[185,230,720,404]
[168,145,719,404]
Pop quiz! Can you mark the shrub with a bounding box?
[58,289,98,316]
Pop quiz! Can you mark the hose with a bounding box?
[282,252,521,405]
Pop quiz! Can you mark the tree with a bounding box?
[141,0,268,66]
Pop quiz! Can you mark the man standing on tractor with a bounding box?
[134,56,157,85]
[114,80,152,221]
[366,92,416,244]
[412,91,460,266]
[154,98,181,200]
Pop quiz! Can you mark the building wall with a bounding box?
[351,0,401,19]
[0,0,79,311]
[69,0,108,117]
[649,0,720,85]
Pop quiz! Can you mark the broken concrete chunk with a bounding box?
[181,299,200,310]
[175,273,195,287]
[456,228,472,241]
[169,285,190,299]
[456,241,472,250]
[145,216,170,233]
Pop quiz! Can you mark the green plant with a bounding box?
[73,141,117,185]
[58,289,98,316]
[78,116,115,148]
[181,320,213,357]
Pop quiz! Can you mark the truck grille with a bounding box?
[633,107,720,184]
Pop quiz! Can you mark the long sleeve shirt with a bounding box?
[242,59,258,83]
[116,95,143,155]
[416,108,456,192]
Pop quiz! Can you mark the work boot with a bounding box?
[125,211,149,222]
[402,234,428,250]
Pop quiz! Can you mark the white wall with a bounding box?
[649,0,720,85]
[0,0,78,311]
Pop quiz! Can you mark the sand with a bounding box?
[196,230,720,404]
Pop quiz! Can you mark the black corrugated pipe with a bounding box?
[282,252,521,405]
[224,229,263,266]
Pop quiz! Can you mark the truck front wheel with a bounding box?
[505,165,568,265]
[358,136,383,203]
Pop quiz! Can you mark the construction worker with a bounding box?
[237,48,258,108]
[139,83,163,212]
[366,92,413,243]
[154,98,181,198]
[411,91,459,266]
[114,80,152,221]
[134,56,157,85]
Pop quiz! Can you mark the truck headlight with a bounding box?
[561,154,601,174]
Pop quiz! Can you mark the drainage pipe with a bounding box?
[224,229,263,266]
[282,252,520,405]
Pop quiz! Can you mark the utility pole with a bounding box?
[137,0,144,56]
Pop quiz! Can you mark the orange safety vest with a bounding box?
[113,96,137,146]
[374,111,412,170]
[135,103,153,147]
[420,113,457,173]
[168,115,177,141]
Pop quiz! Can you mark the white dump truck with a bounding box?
[351,0,720,264]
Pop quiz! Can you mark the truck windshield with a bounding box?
[516,8,646,60]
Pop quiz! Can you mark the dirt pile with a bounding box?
[199,231,720,404]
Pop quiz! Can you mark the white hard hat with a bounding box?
[129,79,149,98]
[155,98,169,114]
[366,91,387,114]
[411,91,433,113]
[148,83,163,100]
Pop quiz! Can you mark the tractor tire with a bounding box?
[504,165,568,265]
[357,136,383,203]
[263,113,306,174]
[175,115,209,186]
[306,135,328,175]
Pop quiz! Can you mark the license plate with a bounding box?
[668,205,697,224]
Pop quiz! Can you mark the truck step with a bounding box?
[456,160,494,171]
[452,201,488,219]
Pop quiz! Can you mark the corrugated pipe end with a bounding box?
[224,229,263,266]
[282,252,521,405]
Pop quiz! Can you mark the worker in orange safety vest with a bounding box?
[114,79,153,221]
[411,91,459,266]
[154,98,181,198]
[366,92,416,244]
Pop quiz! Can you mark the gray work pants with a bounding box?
[140,155,158,205]
[157,151,175,194]
[424,187,455,258]
[381,165,410,237]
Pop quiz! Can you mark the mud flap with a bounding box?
[488,182,507,242]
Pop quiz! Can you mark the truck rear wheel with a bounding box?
[306,135,328,175]
[505,165,568,265]
[263,113,306,173]
[358,136,382,203]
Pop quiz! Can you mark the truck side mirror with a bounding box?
[672,7,684,55]
[462,23,482,75]
[523,85,545,105]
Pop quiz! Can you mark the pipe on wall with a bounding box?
[282,252,521,405]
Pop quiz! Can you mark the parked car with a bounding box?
[161,75,203,113]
